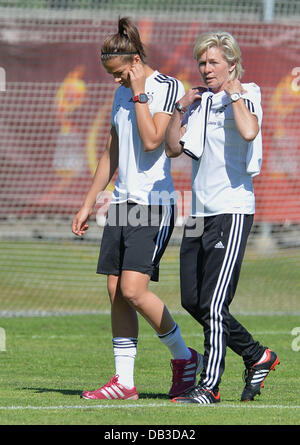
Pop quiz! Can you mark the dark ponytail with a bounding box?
[101,17,146,63]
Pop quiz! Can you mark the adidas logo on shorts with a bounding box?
[214,241,225,249]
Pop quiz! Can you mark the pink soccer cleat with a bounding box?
[81,375,139,400]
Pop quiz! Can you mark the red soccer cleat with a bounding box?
[168,347,203,398]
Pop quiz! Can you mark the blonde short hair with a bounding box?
[193,31,244,80]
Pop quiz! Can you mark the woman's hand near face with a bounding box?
[129,61,147,95]
[224,78,247,95]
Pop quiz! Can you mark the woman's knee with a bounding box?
[120,271,149,309]
[120,283,142,308]
[181,294,208,326]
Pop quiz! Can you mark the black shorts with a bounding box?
[97,202,176,282]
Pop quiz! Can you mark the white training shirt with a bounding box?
[183,83,263,217]
[111,70,185,206]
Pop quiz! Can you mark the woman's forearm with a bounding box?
[82,128,118,210]
[231,99,259,142]
[165,108,184,158]
[134,103,170,151]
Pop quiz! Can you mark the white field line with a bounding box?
[1,310,300,318]
[13,330,291,340]
[0,403,299,411]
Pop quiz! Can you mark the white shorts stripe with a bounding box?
[151,205,172,262]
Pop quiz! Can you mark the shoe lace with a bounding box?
[243,367,255,384]
[192,384,220,399]
[187,384,209,398]
[103,375,119,389]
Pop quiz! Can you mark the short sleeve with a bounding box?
[154,77,186,115]
[242,83,263,127]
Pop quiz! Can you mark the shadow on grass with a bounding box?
[21,387,170,399]
[139,393,170,400]
[22,387,82,396]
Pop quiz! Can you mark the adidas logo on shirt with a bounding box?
[214,241,225,249]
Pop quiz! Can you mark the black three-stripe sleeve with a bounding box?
[244,98,255,113]
[154,74,179,113]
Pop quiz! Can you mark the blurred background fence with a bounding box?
[0,0,299,316]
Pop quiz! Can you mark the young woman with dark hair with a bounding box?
[72,17,202,401]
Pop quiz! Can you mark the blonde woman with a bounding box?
[166,31,279,404]
[72,17,202,401]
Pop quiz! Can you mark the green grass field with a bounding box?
[0,240,299,426]
[0,313,299,425]
[0,240,299,314]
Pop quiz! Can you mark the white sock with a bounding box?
[112,337,138,389]
[157,324,191,360]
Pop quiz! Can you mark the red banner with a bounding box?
[0,20,299,223]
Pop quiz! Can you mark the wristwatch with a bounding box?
[174,101,187,114]
[132,93,148,103]
[230,92,242,102]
